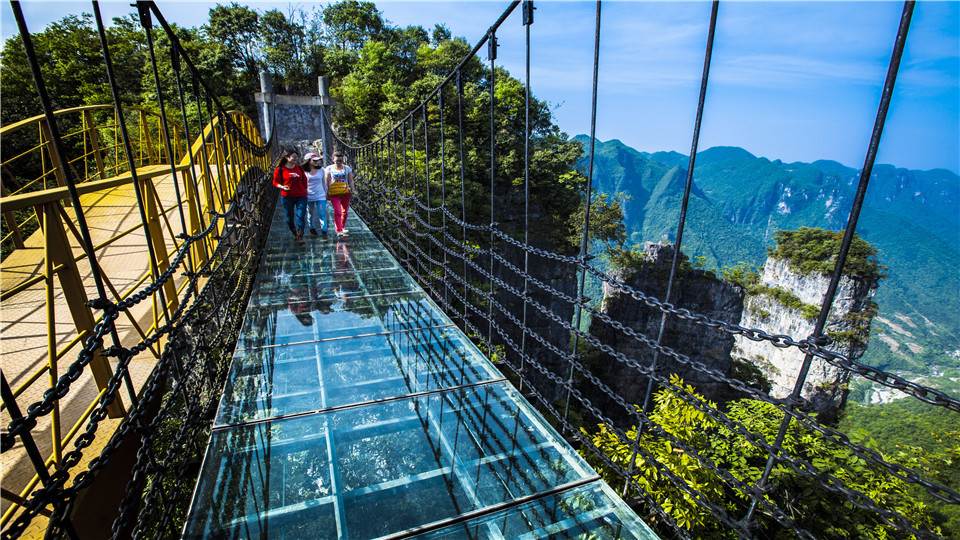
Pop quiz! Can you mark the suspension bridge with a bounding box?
[1,0,957,539]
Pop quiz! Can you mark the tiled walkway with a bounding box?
[184,204,658,539]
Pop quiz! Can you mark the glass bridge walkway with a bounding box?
[182,204,658,539]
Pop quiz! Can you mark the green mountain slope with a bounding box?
[577,136,960,377]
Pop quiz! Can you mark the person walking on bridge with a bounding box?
[274,147,308,244]
[325,151,355,237]
[303,152,328,238]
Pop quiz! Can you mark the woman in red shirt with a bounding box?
[273,147,309,243]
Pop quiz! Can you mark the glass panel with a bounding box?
[259,239,400,277]
[250,267,419,307]
[188,383,598,539]
[215,327,503,426]
[414,481,659,539]
[235,292,453,350]
[183,416,338,539]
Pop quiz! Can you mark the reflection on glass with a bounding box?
[250,267,418,307]
[187,383,599,539]
[414,481,659,539]
[215,328,502,426]
[235,292,453,350]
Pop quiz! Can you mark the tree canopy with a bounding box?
[584,375,945,539]
[768,227,887,281]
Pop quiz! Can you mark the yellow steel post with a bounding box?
[140,110,157,166]
[212,118,229,218]
[184,168,208,266]
[228,124,240,194]
[197,123,217,255]
[141,177,178,317]
[83,110,106,181]
[39,202,124,418]
[198,127,216,214]
[1,183,25,249]
[43,206,63,467]
[38,119,67,188]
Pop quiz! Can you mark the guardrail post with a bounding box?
[1,183,26,249]
[140,110,157,165]
[40,202,124,418]
[319,76,332,166]
[38,119,68,188]
[259,71,273,144]
[82,110,107,181]
[141,178,179,314]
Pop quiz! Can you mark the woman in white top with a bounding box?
[302,153,328,237]
[324,151,355,236]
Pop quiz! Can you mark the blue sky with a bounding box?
[3,1,958,173]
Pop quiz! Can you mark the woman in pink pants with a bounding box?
[324,151,355,237]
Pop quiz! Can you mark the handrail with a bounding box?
[0,104,176,134]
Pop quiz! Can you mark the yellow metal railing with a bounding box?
[0,104,270,531]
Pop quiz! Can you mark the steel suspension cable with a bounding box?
[520,0,534,391]
[488,30,498,357]
[147,2,271,156]
[137,4,197,287]
[8,0,130,396]
[743,0,916,526]
[170,48,211,244]
[136,4,194,404]
[438,90,450,312]
[403,120,411,269]
[457,71,469,330]
[190,74,219,219]
[93,0,172,338]
[423,105,433,285]
[564,0,603,428]
[639,0,719,417]
[205,96,230,209]
[623,0,720,496]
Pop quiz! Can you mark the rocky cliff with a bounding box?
[587,242,745,427]
[590,240,878,427]
[732,257,878,421]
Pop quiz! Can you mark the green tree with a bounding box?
[206,3,261,77]
[568,193,628,255]
[322,0,385,51]
[769,227,887,281]
[260,8,308,93]
[1,13,146,125]
[583,375,941,539]
[430,24,452,46]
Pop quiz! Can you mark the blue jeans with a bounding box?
[282,195,307,233]
[308,200,328,232]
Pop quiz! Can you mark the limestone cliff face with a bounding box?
[732,257,878,420]
[590,242,878,426]
[588,242,745,427]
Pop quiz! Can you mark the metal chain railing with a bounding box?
[329,1,955,538]
[1,1,277,537]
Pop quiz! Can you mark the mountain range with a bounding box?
[574,135,960,376]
